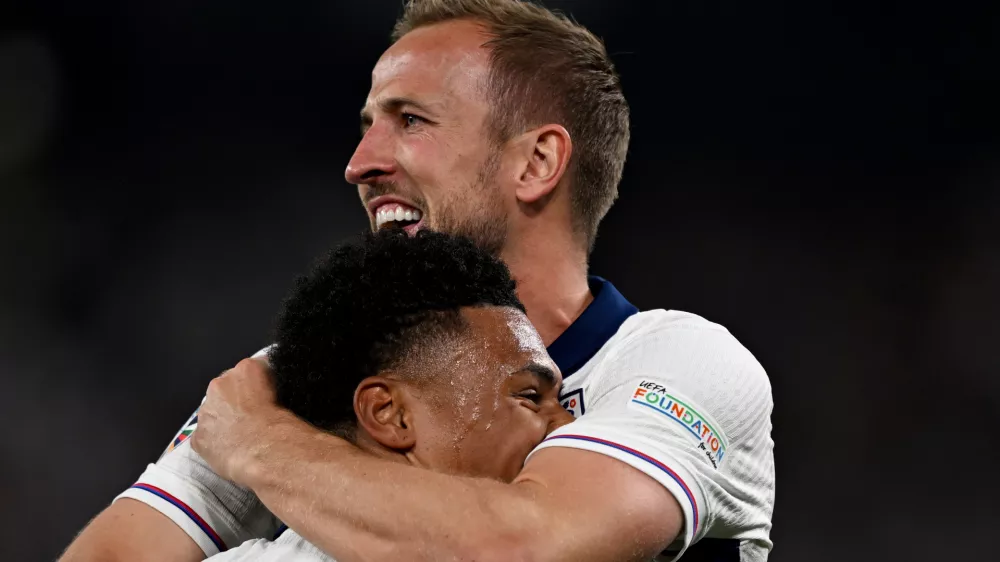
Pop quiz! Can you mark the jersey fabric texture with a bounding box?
[115,277,775,561]
[531,278,774,561]
[207,530,332,562]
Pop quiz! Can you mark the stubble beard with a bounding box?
[435,150,508,257]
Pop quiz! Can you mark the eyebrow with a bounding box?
[520,361,558,390]
[360,96,440,133]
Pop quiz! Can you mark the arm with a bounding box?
[194,315,775,561]
[244,413,681,562]
[59,499,203,562]
[192,361,683,562]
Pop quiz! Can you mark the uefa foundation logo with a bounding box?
[628,380,727,469]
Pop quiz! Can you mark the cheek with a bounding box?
[513,408,549,450]
[403,136,490,194]
[486,408,548,479]
[399,131,464,179]
[408,400,472,472]
[397,139,430,180]
[399,142,459,213]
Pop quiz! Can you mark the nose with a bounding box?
[345,123,396,186]
[546,403,576,434]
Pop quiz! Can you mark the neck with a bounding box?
[501,235,593,347]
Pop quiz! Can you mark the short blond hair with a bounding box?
[392,0,630,252]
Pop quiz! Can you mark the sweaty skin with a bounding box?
[391,306,564,483]
[188,19,684,562]
[59,16,689,562]
[61,305,567,562]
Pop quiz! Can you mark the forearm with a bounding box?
[244,415,550,562]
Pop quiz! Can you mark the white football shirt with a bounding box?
[114,277,774,561]
[206,530,331,561]
[531,278,775,561]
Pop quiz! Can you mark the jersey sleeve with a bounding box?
[527,314,775,560]
[114,347,281,557]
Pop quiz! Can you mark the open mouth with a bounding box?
[374,202,424,234]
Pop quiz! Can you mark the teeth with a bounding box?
[374,205,422,228]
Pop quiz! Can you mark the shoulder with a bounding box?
[541,309,775,553]
[616,308,741,343]
[590,309,772,423]
[611,309,766,378]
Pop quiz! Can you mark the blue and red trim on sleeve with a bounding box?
[130,483,227,553]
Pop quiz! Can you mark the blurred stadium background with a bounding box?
[1,1,997,560]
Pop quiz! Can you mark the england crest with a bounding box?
[559,388,586,418]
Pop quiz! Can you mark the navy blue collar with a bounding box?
[546,276,639,379]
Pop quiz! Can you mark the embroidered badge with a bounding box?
[628,380,728,469]
[560,388,586,418]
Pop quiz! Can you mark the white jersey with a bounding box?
[115,347,281,556]
[115,277,774,561]
[207,530,331,561]
[531,278,775,561]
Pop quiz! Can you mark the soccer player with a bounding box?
[223,229,566,560]
[64,229,569,561]
[62,1,775,561]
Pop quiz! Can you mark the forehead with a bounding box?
[368,20,492,111]
[461,306,553,369]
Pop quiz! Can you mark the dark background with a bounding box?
[2,1,998,560]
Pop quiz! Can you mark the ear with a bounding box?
[353,376,416,451]
[512,124,573,205]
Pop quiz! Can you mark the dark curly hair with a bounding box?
[268,229,524,439]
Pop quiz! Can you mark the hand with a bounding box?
[191,357,295,486]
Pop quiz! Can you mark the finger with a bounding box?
[204,374,230,405]
[231,357,278,392]
[235,357,266,372]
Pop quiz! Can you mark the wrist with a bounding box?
[239,409,315,488]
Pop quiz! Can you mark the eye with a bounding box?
[516,389,543,405]
[401,113,423,128]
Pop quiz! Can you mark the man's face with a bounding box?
[347,20,511,255]
[404,306,565,482]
